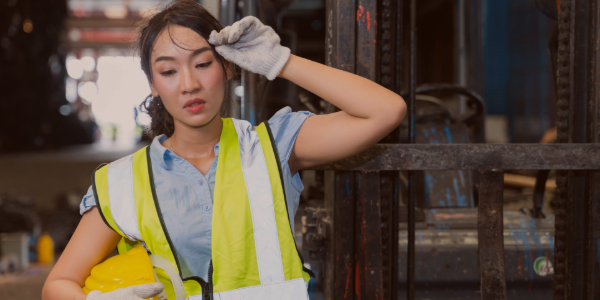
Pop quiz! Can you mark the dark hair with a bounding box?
[136,0,233,139]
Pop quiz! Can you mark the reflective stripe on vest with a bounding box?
[93,118,310,300]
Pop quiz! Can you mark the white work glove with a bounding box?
[86,282,164,300]
[208,16,291,80]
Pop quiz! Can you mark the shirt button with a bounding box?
[198,179,204,186]
[204,205,211,211]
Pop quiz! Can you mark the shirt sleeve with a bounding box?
[79,185,97,215]
[267,106,314,192]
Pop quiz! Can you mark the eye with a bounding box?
[160,70,176,77]
[196,61,213,69]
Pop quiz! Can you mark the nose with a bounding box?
[180,67,201,95]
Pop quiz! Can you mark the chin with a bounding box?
[181,111,220,128]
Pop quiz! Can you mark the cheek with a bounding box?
[200,67,226,107]
[152,77,180,113]
[153,76,177,95]
[202,67,225,91]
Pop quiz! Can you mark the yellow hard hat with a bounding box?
[83,245,158,299]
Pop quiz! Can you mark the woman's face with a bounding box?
[149,24,230,129]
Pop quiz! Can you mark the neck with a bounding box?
[168,115,223,159]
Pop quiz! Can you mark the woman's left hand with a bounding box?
[208,16,290,80]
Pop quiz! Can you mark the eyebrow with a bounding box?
[153,47,212,64]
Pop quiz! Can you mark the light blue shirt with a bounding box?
[80,107,313,281]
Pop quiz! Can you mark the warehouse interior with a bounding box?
[1,0,598,299]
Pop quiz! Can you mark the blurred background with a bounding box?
[0,0,561,299]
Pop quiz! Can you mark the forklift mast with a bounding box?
[301,0,600,299]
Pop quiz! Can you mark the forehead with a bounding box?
[151,24,210,59]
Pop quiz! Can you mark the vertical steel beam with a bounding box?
[323,170,335,300]
[552,0,600,297]
[407,0,417,299]
[355,175,366,300]
[357,171,384,299]
[570,0,593,297]
[395,0,403,96]
[219,0,236,26]
[378,0,402,146]
[355,1,384,298]
[356,0,377,81]
[325,0,403,298]
[325,0,356,72]
[455,0,486,141]
[393,2,403,297]
[465,0,485,95]
[379,0,397,91]
[466,0,485,143]
[241,0,257,124]
[324,171,355,300]
[390,173,400,300]
[553,0,574,298]
[575,0,600,299]
[477,170,507,300]
[378,0,401,299]
[324,0,356,299]
[379,171,399,300]
[456,0,484,142]
[587,0,600,297]
[324,0,356,114]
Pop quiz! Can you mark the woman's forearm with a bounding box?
[279,54,406,122]
[42,279,87,300]
[42,208,122,300]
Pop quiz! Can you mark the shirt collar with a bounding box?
[149,134,220,170]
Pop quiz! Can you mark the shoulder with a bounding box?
[230,118,255,138]
[267,107,313,133]
[80,185,97,215]
[266,106,314,162]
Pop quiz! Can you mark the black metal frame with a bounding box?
[319,0,600,299]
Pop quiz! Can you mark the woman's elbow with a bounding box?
[385,95,407,128]
[41,280,54,300]
[395,96,407,125]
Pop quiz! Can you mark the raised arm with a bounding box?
[208,16,406,173]
[280,55,406,173]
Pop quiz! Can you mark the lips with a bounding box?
[183,98,206,113]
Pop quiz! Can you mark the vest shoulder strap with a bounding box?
[93,159,141,264]
[257,122,315,281]
[135,146,205,297]
[93,148,149,242]
[92,163,126,238]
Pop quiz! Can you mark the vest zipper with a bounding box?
[208,260,214,300]
[203,260,213,300]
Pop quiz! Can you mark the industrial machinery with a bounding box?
[216,0,600,298]
[233,0,600,299]
[302,84,555,299]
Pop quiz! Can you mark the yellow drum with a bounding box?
[37,233,55,264]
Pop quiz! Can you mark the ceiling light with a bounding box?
[66,57,83,79]
[104,6,128,19]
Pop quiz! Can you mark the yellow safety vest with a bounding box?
[92,118,312,300]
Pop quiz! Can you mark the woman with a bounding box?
[42,1,405,299]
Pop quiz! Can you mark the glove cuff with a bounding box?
[261,46,291,81]
[86,290,102,300]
